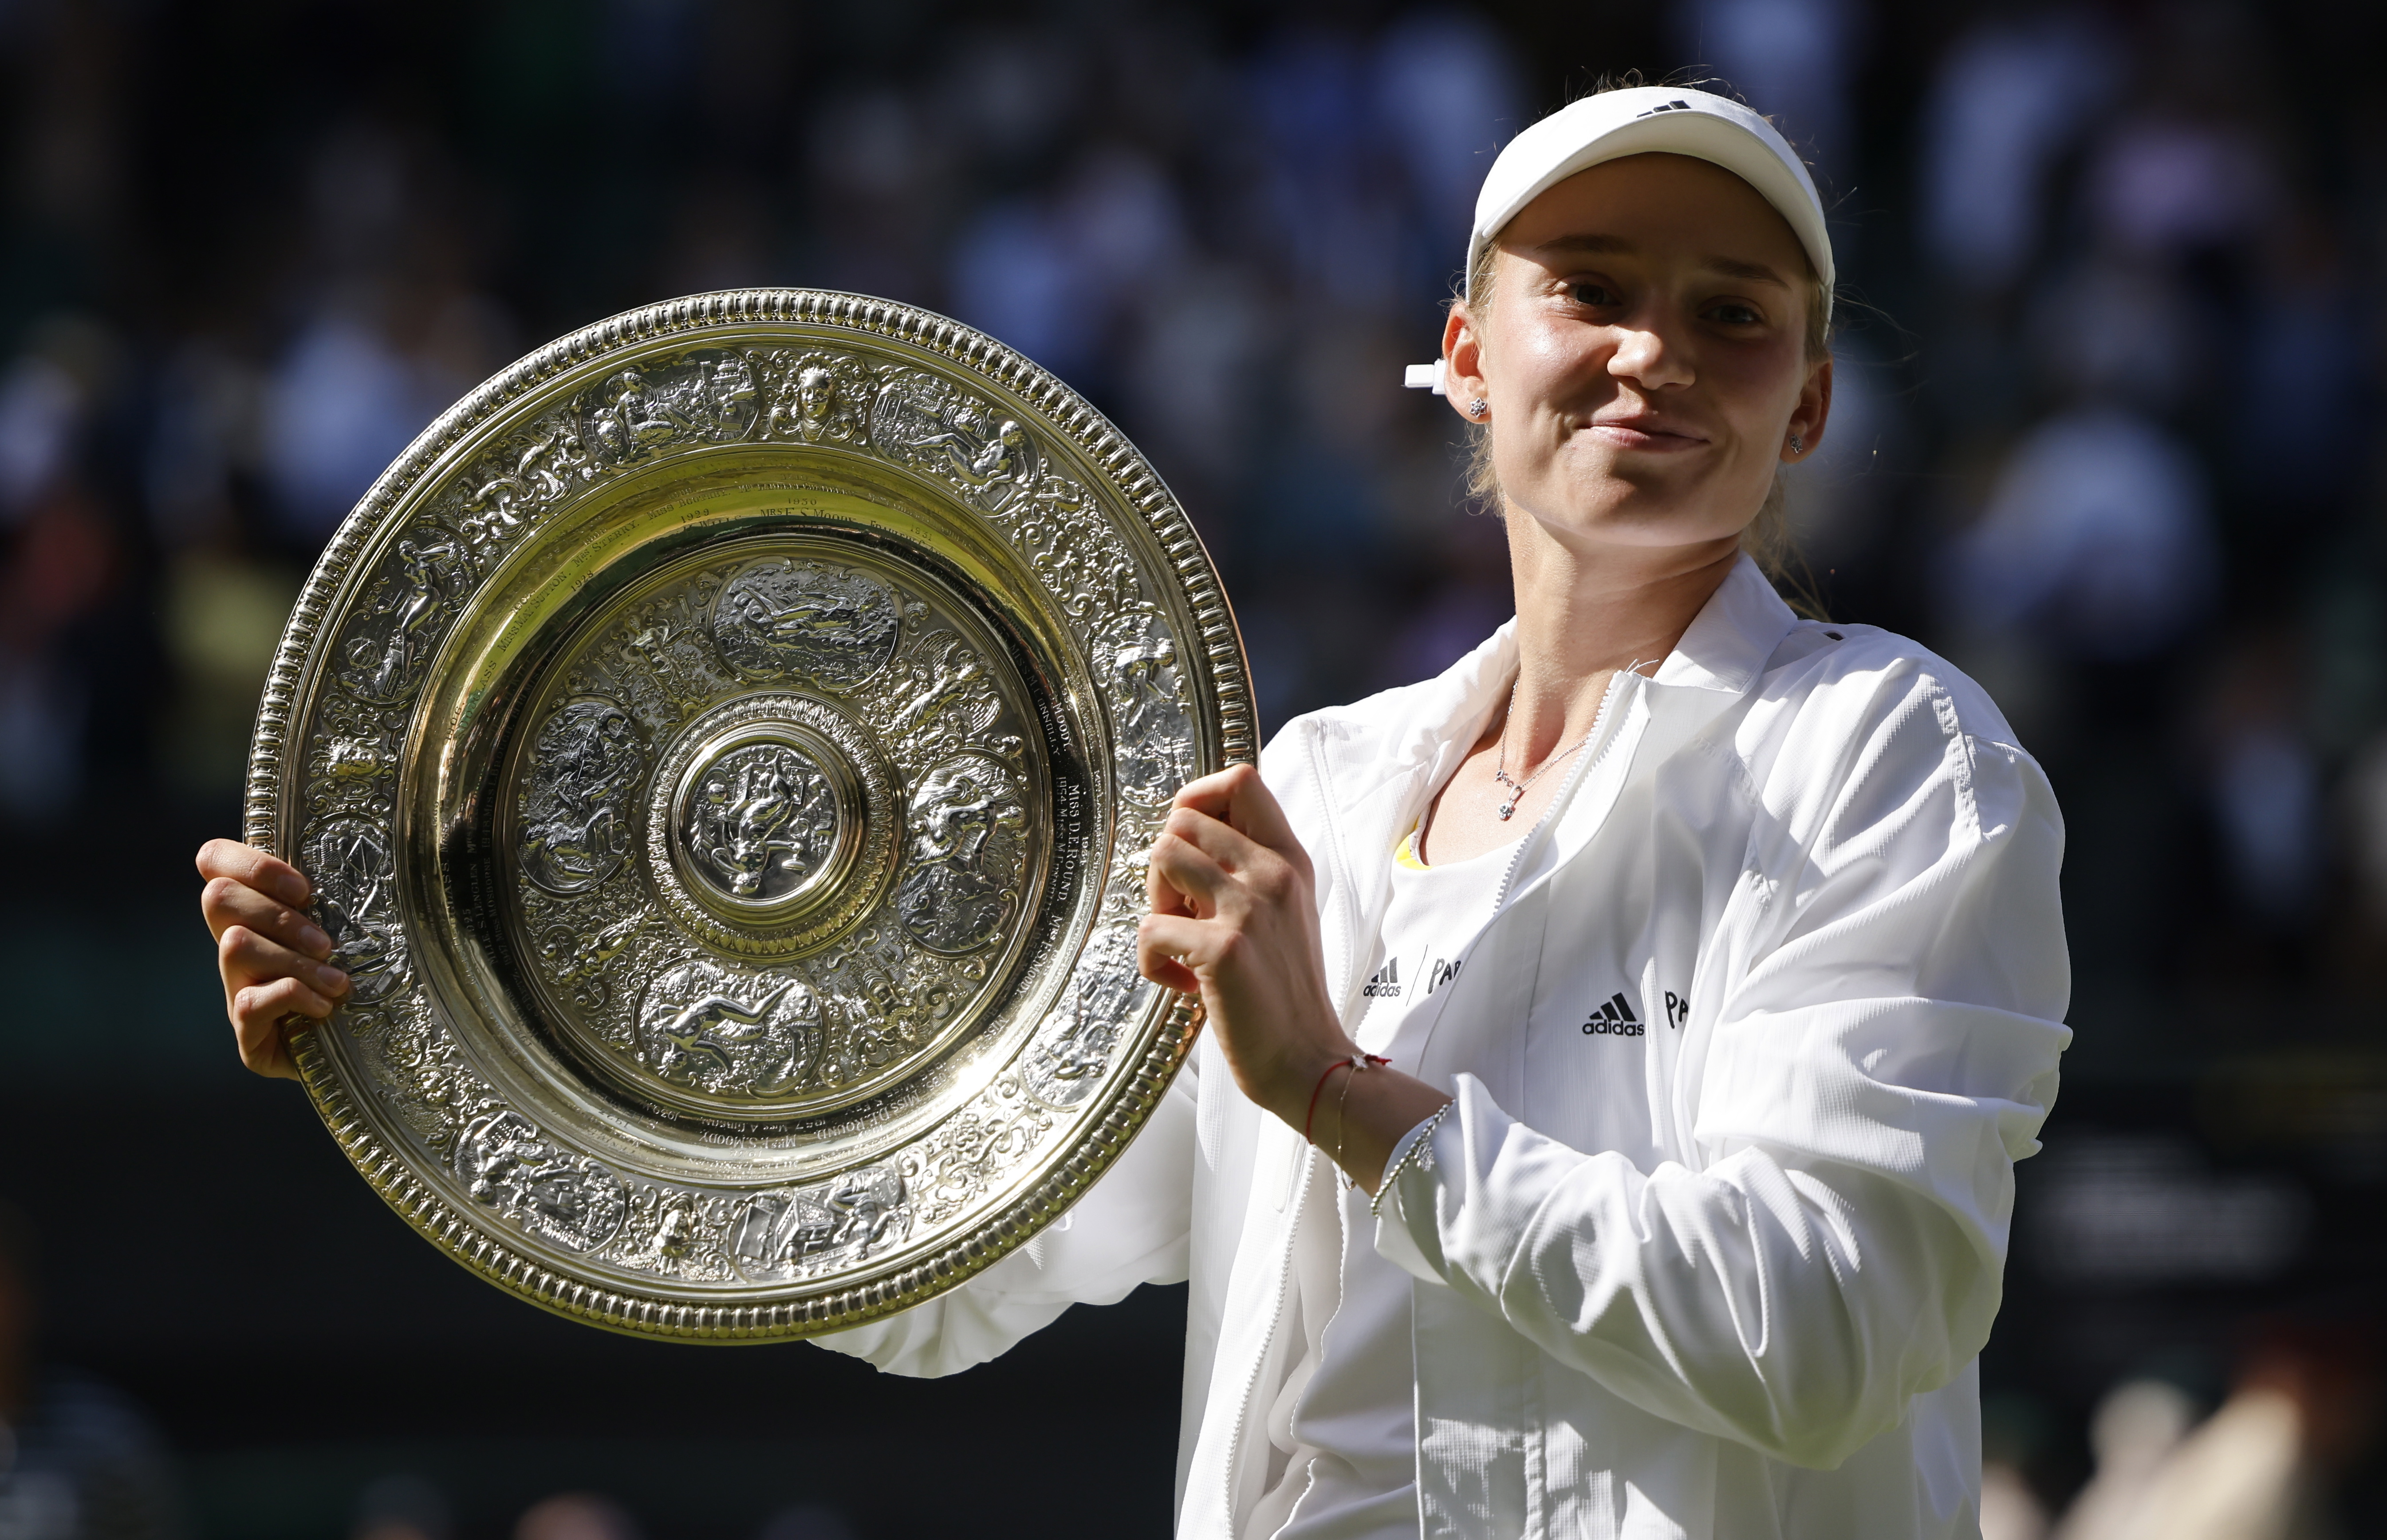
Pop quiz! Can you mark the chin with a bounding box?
[1516,475,1727,546]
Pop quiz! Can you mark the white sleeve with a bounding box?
[812,1071,1198,1378]
[1376,670,2070,1468]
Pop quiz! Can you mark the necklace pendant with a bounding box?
[1497,802,1516,821]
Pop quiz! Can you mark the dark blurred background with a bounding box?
[0,0,2383,1537]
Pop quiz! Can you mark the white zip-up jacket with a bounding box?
[819,557,2072,1540]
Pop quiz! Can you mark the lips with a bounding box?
[1583,416,1708,451]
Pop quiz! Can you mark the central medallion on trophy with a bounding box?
[646,691,898,960]
[673,720,852,919]
[678,737,839,906]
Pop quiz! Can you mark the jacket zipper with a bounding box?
[1204,725,1339,1530]
[1216,721,1426,1526]
[1307,724,1395,1031]
[1217,1139,1314,1527]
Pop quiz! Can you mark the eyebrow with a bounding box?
[1528,234,1792,289]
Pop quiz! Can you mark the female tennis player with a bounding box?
[199,84,2068,1540]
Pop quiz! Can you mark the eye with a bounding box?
[1707,300,1764,326]
[1566,281,1620,307]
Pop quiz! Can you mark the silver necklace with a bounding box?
[1488,662,1648,820]
[1490,681,1596,821]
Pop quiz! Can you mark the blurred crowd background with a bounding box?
[1,0,2383,1536]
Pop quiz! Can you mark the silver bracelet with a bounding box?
[1369,1100,1453,1217]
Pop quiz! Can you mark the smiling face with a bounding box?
[1445,152,1832,562]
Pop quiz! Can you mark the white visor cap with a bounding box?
[1405,86,1832,394]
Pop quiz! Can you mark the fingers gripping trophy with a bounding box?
[201,86,2071,1540]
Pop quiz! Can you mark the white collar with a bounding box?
[1299,552,1799,808]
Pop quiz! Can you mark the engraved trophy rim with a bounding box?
[245,289,1251,1340]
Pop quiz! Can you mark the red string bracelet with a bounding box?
[1303,1052,1390,1145]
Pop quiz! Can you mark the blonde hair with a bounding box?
[1453,176,1834,585]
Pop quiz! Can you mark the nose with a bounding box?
[1608,314,1694,392]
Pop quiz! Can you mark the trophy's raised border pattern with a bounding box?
[248,290,1244,1340]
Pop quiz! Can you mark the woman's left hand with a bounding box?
[1137,765,1355,1127]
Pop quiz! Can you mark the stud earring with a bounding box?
[1788,433,1803,455]
[1469,398,1489,419]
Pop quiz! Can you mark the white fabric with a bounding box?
[816,554,2072,1540]
[1467,87,1832,305]
[1259,830,1518,1540]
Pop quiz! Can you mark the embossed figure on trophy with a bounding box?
[539,912,641,988]
[652,978,796,1078]
[815,941,921,1070]
[626,621,677,675]
[884,633,1000,750]
[343,534,469,703]
[1099,612,1197,804]
[311,719,402,815]
[709,559,901,687]
[683,744,836,902]
[621,616,721,715]
[923,414,1034,493]
[590,368,693,463]
[690,351,760,440]
[638,959,822,1096]
[305,816,408,1002]
[455,1112,627,1252]
[1024,924,1146,1106]
[868,378,1040,507]
[1027,996,1114,1105]
[323,735,390,782]
[823,1166,907,1253]
[896,754,1028,954]
[520,700,647,893]
[650,1195,701,1261]
[766,361,847,442]
[730,1166,907,1280]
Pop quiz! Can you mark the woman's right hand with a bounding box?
[196,838,349,1080]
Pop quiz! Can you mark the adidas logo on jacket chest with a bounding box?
[1580,989,1691,1038]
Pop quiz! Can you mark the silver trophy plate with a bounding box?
[246,291,1249,1339]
